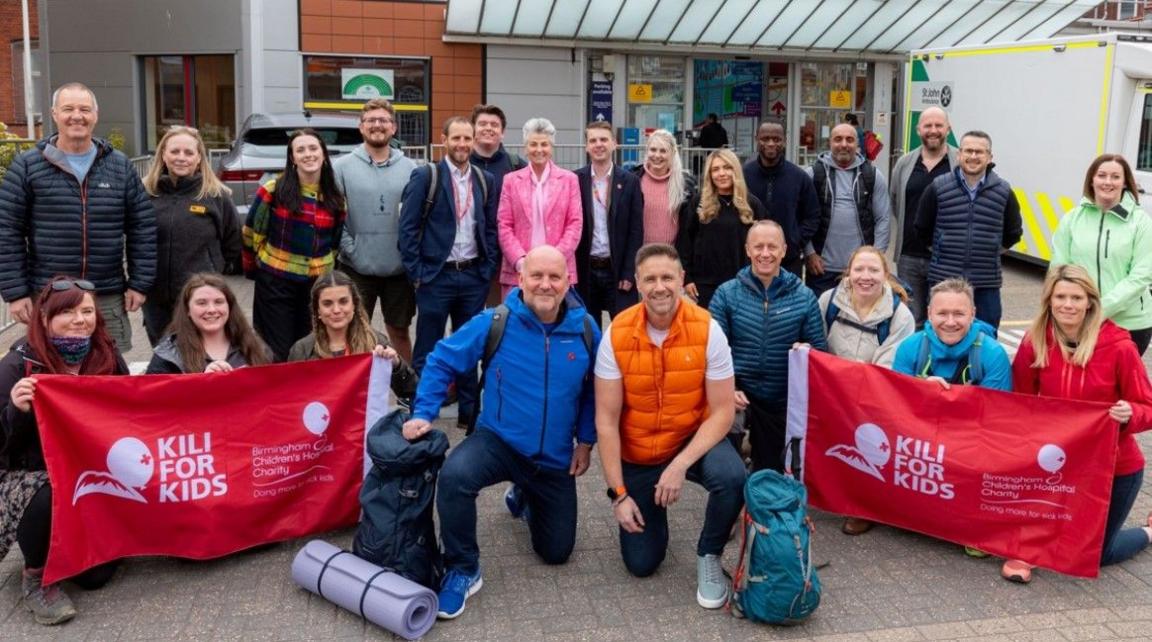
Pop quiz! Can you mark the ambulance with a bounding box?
[903,32,1152,264]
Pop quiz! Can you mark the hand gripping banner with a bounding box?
[35,355,391,584]
[786,348,1118,578]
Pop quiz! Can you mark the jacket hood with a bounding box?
[817,151,864,171]
[153,334,181,364]
[352,144,405,165]
[1094,318,1136,350]
[736,264,803,301]
[924,318,996,360]
[1074,190,1140,222]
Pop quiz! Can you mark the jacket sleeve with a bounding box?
[913,182,939,245]
[874,304,916,368]
[1049,212,1072,267]
[1001,191,1023,249]
[555,174,584,258]
[242,181,275,276]
[398,165,430,284]
[801,294,829,352]
[219,196,243,275]
[0,153,31,301]
[622,176,644,285]
[707,285,734,341]
[497,176,528,268]
[124,162,158,294]
[411,311,492,422]
[676,195,700,283]
[749,193,767,220]
[981,343,1013,392]
[798,170,821,249]
[1116,341,1152,435]
[144,353,182,375]
[574,320,603,445]
[891,335,919,377]
[1101,213,1152,319]
[871,170,892,252]
[373,328,419,399]
[0,350,34,459]
[1011,336,1039,395]
[481,169,500,279]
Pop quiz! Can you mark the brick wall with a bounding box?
[0,0,39,137]
[299,0,482,144]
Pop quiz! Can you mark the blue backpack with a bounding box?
[823,290,904,345]
[730,469,821,625]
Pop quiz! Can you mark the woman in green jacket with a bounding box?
[1052,154,1152,354]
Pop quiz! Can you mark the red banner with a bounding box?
[790,349,1118,578]
[35,355,379,584]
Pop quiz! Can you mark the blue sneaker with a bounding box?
[436,568,483,620]
[504,484,529,521]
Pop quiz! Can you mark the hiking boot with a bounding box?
[841,517,874,535]
[22,568,76,626]
[504,484,529,521]
[437,568,483,619]
[696,554,729,609]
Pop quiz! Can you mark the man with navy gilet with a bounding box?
[914,130,1022,334]
[400,116,499,430]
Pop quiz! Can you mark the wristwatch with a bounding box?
[606,485,627,502]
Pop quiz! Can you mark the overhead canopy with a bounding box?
[444,0,1100,56]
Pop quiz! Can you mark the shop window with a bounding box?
[798,62,860,167]
[303,56,429,146]
[626,55,684,132]
[141,54,235,150]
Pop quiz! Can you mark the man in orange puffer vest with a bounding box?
[594,243,747,610]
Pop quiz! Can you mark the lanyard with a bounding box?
[453,171,472,222]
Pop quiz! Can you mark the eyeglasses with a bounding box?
[50,279,95,292]
[362,117,394,125]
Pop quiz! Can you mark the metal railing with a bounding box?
[411,143,721,175]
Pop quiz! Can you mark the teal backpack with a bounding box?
[730,469,821,625]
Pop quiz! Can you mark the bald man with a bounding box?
[889,106,957,325]
[403,245,601,620]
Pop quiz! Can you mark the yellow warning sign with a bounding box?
[829,90,852,109]
[628,84,653,103]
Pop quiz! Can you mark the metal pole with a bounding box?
[21,0,35,137]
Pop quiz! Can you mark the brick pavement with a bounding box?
[0,275,1150,641]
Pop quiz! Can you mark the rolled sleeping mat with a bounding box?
[291,540,437,640]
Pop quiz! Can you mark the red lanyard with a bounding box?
[453,172,472,222]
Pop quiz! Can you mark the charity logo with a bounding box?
[825,423,890,481]
[73,437,154,504]
[302,401,331,436]
[940,85,953,107]
[1037,443,1067,484]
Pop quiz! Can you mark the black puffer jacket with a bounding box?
[149,173,241,307]
[0,136,156,301]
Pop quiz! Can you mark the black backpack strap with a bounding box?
[470,163,489,205]
[466,304,509,435]
[415,163,439,250]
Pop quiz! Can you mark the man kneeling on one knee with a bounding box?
[594,243,747,609]
[403,245,599,620]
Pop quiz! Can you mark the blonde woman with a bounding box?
[632,129,696,245]
[141,126,241,346]
[676,148,766,307]
[1005,265,1152,583]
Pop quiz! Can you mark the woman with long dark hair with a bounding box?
[141,126,241,346]
[146,273,270,374]
[1051,154,1152,355]
[288,270,417,398]
[0,277,127,625]
[1004,265,1152,583]
[242,128,346,361]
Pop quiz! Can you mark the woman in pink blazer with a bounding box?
[497,117,583,298]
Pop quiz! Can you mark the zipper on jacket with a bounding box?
[1104,229,1111,259]
[80,180,89,277]
[1095,212,1106,287]
[537,335,550,458]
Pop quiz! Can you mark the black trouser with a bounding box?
[584,263,637,327]
[18,484,119,588]
[142,296,175,347]
[1129,327,1152,356]
[252,270,313,362]
[745,395,788,473]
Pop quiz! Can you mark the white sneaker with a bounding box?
[696,554,729,609]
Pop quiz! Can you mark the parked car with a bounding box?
[217,112,362,214]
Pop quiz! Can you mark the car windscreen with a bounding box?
[241,127,362,157]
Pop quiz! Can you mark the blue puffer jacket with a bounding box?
[411,289,600,470]
[0,136,156,301]
[891,319,1012,391]
[709,266,827,403]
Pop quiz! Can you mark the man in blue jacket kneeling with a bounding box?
[402,245,600,620]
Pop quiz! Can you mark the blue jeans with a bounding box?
[618,439,746,577]
[897,254,931,327]
[412,266,489,419]
[1101,470,1150,566]
[437,429,577,575]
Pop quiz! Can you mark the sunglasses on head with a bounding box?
[50,279,95,292]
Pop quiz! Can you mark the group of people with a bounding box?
[0,81,1150,627]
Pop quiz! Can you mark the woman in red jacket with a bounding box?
[1007,264,1152,583]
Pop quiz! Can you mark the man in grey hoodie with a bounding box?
[805,123,891,297]
[334,98,417,362]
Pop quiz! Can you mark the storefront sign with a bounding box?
[829,90,852,109]
[341,69,395,100]
[589,81,613,124]
[628,83,653,103]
